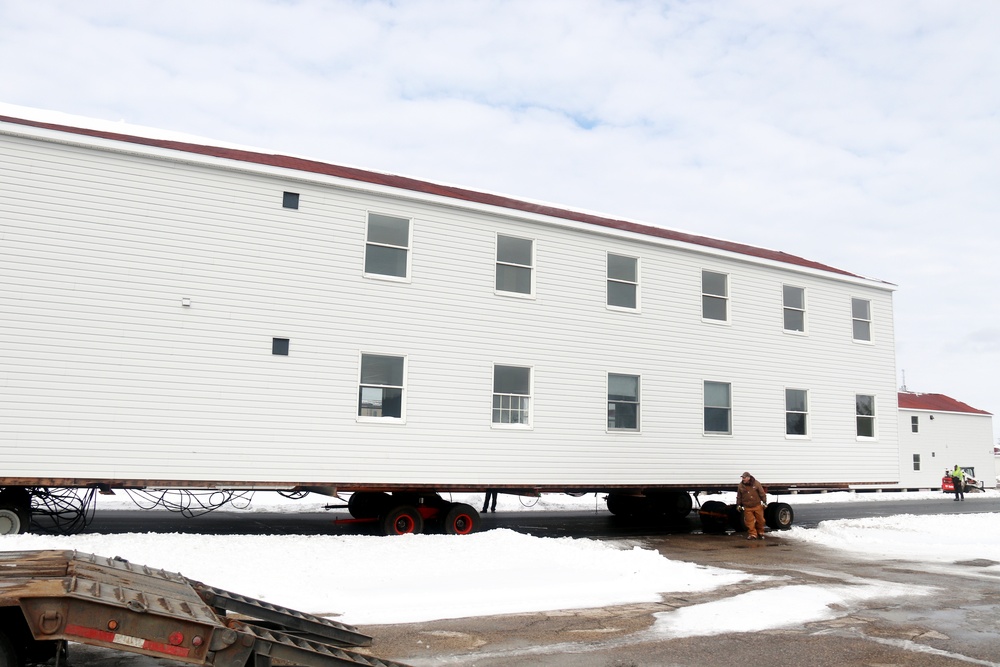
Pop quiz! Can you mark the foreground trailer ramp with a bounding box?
[0,550,410,667]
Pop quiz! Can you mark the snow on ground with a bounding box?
[1,490,997,634]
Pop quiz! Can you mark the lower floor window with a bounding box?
[704,381,732,434]
[608,374,640,430]
[493,365,531,425]
[856,394,876,438]
[785,388,808,436]
[358,354,405,419]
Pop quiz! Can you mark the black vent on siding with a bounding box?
[282,192,300,209]
[272,338,290,355]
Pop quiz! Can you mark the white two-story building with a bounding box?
[0,109,900,509]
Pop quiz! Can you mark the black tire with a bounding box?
[348,492,391,519]
[648,492,693,520]
[380,505,424,536]
[0,629,20,667]
[698,500,729,533]
[764,503,777,528]
[0,507,28,536]
[606,493,645,517]
[727,504,749,532]
[442,503,481,535]
[769,502,794,530]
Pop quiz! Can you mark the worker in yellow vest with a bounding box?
[950,465,965,502]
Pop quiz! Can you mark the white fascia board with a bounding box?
[900,408,992,418]
[3,119,895,292]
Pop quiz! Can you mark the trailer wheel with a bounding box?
[727,504,749,532]
[442,504,481,535]
[0,507,28,536]
[606,493,646,517]
[0,488,30,536]
[767,502,794,530]
[381,506,424,536]
[348,492,391,519]
[698,500,729,533]
[648,492,693,520]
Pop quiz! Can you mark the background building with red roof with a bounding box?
[897,392,995,489]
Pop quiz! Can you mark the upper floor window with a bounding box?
[783,285,805,332]
[608,373,640,431]
[495,235,534,296]
[856,394,876,438]
[364,213,410,279]
[704,381,732,434]
[785,388,808,436]
[282,192,300,209]
[911,415,919,433]
[852,298,872,342]
[702,271,728,322]
[493,365,532,426]
[607,254,638,310]
[358,354,405,420]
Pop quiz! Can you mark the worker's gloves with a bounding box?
[761,503,767,508]
[737,505,744,512]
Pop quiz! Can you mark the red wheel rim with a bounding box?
[452,513,473,535]
[393,515,415,534]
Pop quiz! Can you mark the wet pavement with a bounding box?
[363,531,1000,667]
[64,498,1000,666]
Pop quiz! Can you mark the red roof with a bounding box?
[897,392,992,415]
[0,113,869,280]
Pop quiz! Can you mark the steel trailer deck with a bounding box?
[0,550,410,667]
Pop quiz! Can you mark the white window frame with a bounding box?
[851,298,872,343]
[607,373,641,432]
[855,393,877,440]
[495,234,535,298]
[363,212,412,282]
[783,285,806,334]
[357,352,407,423]
[606,253,640,311]
[785,388,809,439]
[492,364,533,428]
[702,270,730,323]
[703,380,732,435]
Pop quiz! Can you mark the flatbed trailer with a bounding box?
[0,549,410,667]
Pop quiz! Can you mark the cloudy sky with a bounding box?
[1,1,998,439]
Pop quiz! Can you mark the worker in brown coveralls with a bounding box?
[736,471,767,540]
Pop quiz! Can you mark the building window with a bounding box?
[911,416,919,433]
[358,354,405,419]
[364,213,410,279]
[608,374,640,430]
[783,286,805,332]
[785,389,808,436]
[607,254,638,309]
[856,394,876,438]
[852,298,872,342]
[272,338,289,355]
[492,365,531,426]
[702,271,728,322]
[913,454,921,471]
[496,235,534,295]
[704,381,732,434]
[282,192,300,209]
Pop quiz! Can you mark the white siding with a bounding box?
[0,128,900,488]
[897,409,995,488]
